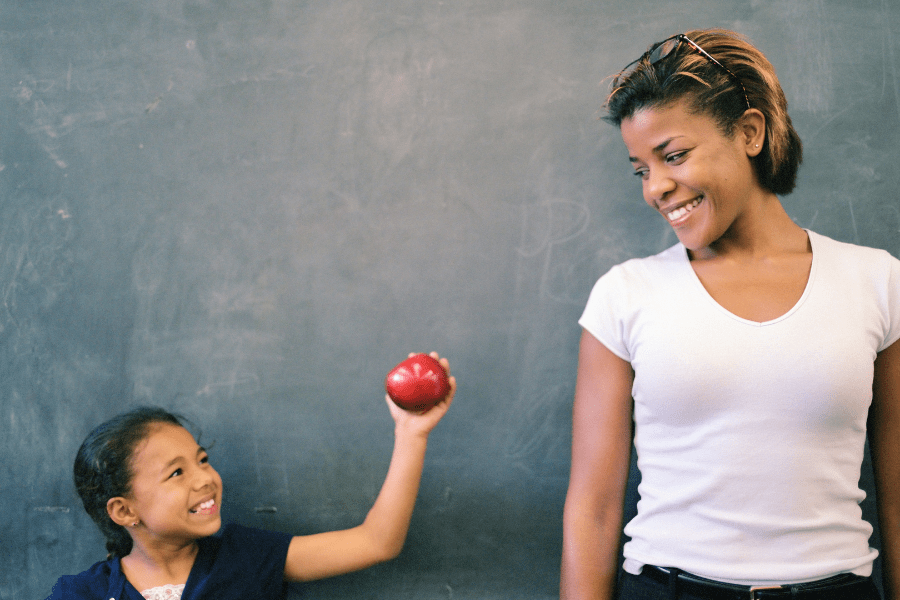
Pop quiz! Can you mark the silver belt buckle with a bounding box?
[749,585,783,599]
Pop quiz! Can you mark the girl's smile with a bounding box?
[190,498,218,516]
[125,423,223,544]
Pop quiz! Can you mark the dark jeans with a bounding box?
[616,570,882,600]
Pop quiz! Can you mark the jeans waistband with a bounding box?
[640,565,876,600]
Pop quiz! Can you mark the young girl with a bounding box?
[561,29,900,600]
[47,352,455,600]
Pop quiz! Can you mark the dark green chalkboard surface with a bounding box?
[3,1,898,598]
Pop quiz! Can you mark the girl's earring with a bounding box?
[132,522,139,527]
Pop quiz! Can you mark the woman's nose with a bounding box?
[644,168,676,205]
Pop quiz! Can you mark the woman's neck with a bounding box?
[689,194,808,262]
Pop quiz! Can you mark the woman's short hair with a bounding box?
[73,406,184,557]
[604,28,803,196]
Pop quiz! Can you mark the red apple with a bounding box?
[385,353,450,411]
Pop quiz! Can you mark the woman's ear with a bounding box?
[740,109,766,157]
[107,497,138,528]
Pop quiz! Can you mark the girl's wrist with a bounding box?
[393,427,430,448]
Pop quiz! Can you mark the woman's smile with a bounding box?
[664,197,703,225]
[620,100,762,252]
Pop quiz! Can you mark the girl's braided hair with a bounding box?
[73,406,183,557]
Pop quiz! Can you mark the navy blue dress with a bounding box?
[46,524,293,600]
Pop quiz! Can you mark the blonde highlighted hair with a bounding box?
[604,29,803,195]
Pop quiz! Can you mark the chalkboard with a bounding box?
[2,1,898,599]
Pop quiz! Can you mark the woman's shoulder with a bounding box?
[808,229,898,265]
[582,243,687,317]
[617,242,686,269]
[593,242,688,291]
[808,230,900,294]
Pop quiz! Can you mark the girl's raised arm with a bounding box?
[283,353,454,582]
[561,331,635,600]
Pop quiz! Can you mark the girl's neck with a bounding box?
[121,539,200,590]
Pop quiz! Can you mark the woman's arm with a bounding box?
[283,354,455,582]
[870,338,900,600]
[561,331,635,600]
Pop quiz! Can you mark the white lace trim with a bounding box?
[140,583,185,600]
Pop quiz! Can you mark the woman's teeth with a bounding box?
[667,198,702,222]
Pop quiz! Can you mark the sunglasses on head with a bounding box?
[616,33,751,111]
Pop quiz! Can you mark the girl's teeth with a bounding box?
[191,499,215,513]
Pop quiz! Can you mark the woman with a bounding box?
[561,29,900,600]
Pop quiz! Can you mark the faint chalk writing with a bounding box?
[517,198,590,304]
[33,506,70,513]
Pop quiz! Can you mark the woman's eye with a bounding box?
[199,455,209,465]
[633,169,648,179]
[666,151,687,163]
[169,468,183,479]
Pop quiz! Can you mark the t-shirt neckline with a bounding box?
[678,229,817,327]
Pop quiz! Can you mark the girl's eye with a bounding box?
[200,455,209,465]
[169,468,183,479]
[633,168,649,180]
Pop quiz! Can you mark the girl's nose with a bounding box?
[194,465,218,489]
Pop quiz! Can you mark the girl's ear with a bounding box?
[107,497,138,528]
[740,109,766,157]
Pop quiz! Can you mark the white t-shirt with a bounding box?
[579,230,900,585]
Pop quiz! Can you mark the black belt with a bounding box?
[640,565,875,599]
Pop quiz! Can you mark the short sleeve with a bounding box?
[45,577,80,600]
[881,253,900,351]
[578,265,632,362]
[188,523,293,600]
[44,559,121,600]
